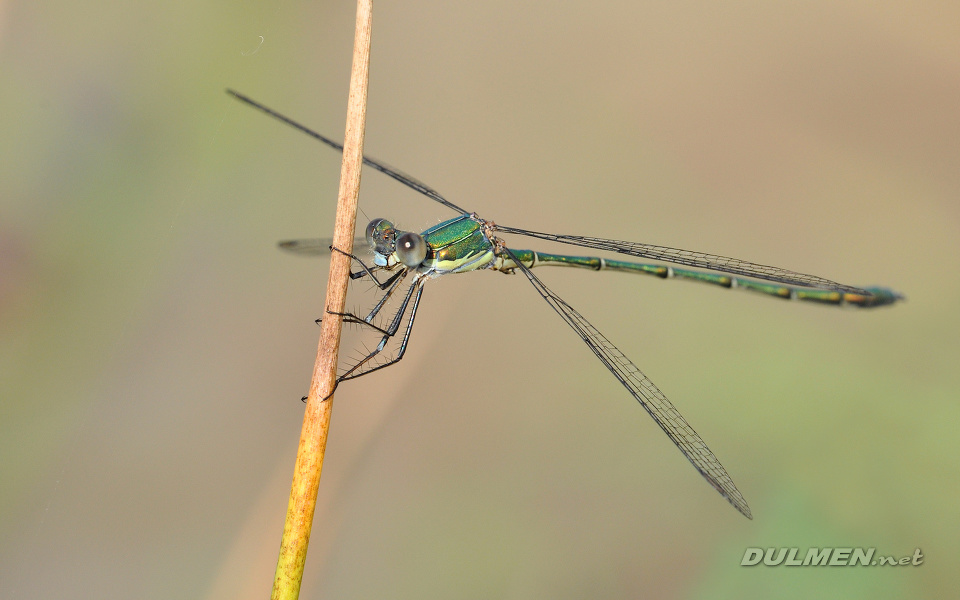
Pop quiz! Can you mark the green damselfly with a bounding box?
[228,90,902,519]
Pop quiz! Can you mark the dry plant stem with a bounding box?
[270,1,372,599]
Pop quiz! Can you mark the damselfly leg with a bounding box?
[336,275,426,383]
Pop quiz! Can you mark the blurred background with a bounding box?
[1,1,957,598]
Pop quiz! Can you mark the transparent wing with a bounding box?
[228,90,468,215]
[496,225,868,295]
[230,90,870,298]
[504,248,752,518]
[277,237,367,256]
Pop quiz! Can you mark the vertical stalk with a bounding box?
[271,1,372,598]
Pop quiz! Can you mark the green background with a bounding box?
[1,2,956,598]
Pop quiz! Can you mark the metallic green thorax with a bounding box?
[404,216,898,308]
[418,215,496,275]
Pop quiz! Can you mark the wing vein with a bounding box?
[504,247,752,518]
[226,90,468,215]
[496,225,866,294]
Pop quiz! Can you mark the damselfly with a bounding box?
[228,90,902,519]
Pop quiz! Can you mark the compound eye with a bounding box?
[396,232,427,267]
[365,218,395,249]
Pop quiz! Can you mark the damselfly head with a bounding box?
[365,218,397,255]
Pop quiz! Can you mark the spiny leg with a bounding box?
[317,244,408,330]
[324,268,410,335]
[306,274,424,403]
[330,245,403,289]
[338,278,425,383]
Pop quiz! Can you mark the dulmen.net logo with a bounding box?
[741,547,924,567]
